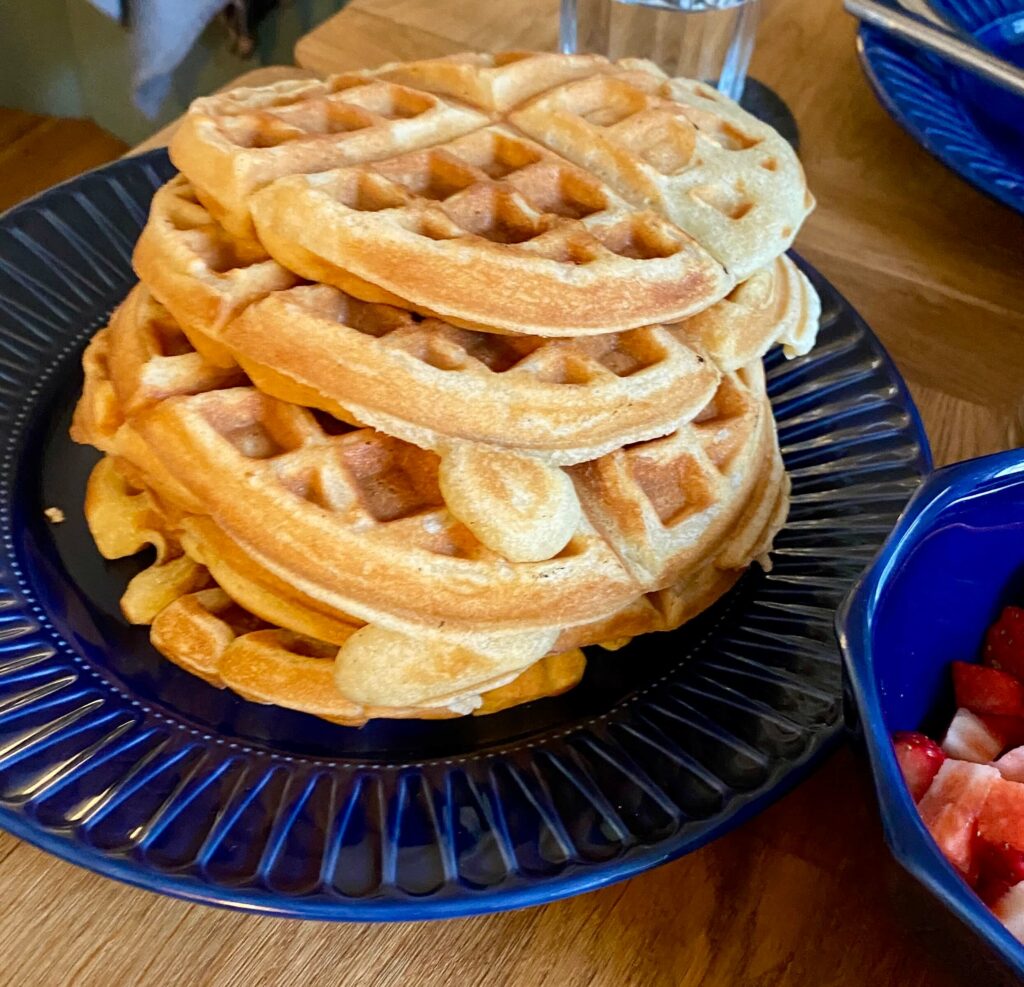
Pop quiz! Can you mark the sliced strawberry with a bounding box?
[984,606,1024,680]
[978,777,1024,851]
[992,881,1024,944]
[975,839,1024,905]
[996,746,1024,783]
[941,708,1006,762]
[892,731,946,801]
[983,715,1024,751]
[918,760,1000,876]
[952,661,1024,717]
[962,827,983,887]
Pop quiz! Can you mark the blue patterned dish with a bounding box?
[839,450,1024,981]
[928,0,1024,153]
[857,24,1024,215]
[0,152,930,920]
[929,0,1024,39]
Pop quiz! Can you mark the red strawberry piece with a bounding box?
[992,881,1024,944]
[982,714,1024,750]
[892,731,946,801]
[952,661,1024,717]
[918,760,1000,876]
[977,875,1013,907]
[975,840,1024,905]
[984,606,1024,680]
[962,827,984,888]
[996,746,1024,783]
[942,708,1006,763]
[979,777,1024,851]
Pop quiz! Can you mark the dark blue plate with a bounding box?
[0,151,930,920]
[857,24,1024,215]
[929,0,1024,154]
[929,0,1024,40]
[839,449,1024,981]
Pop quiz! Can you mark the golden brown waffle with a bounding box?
[106,453,781,692]
[508,61,814,280]
[133,177,297,367]
[69,50,816,721]
[131,387,638,632]
[74,297,637,631]
[672,255,821,372]
[250,124,731,335]
[378,52,812,278]
[374,51,617,114]
[78,291,786,714]
[151,588,586,726]
[86,455,586,723]
[74,289,773,633]
[570,361,772,587]
[222,283,721,465]
[169,51,813,334]
[84,449,778,721]
[169,74,489,244]
[100,284,245,419]
[555,446,790,653]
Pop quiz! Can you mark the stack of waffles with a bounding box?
[71,52,821,726]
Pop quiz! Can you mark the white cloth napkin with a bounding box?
[87,0,124,17]
[86,0,228,117]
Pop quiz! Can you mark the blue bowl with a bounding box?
[930,1,1024,153]
[839,449,1024,979]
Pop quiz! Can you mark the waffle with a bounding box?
[77,289,785,713]
[374,51,618,114]
[69,51,818,723]
[74,290,775,631]
[85,445,778,720]
[176,51,813,333]
[86,454,586,722]
[151,586,585,725]
[133,177,297,367]
[73,292,610,604]
[508,62,814,279]
[222,283,720,465]
[169,74,489,244]
[556,441,790,653]
[671,255,821,372]
[130,388,638,632]
[249,124,731,335]
[570,361,772,587]
[74,298,639,630]
[88,445,782,676]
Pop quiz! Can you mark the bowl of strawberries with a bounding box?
[839,447,1024,980]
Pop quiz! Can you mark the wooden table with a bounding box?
[2,3,1023,986]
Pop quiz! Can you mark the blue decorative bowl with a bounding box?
[839,449,1024,980]
[929,0,1024,152]
[857,25,1024,215]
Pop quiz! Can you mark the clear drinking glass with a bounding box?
[560,0,761,101]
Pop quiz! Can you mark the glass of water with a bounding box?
[560,0,761,101]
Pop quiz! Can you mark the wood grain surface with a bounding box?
[0,108,127,212]
[1,1,1022,984]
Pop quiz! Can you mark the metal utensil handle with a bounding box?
[845,0,1024,99]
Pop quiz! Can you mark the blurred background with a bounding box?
[0,1,345,140]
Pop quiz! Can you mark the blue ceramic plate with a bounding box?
[839,450,1024,981]
[857,24,1024,215]
[0,152,930,920]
